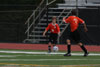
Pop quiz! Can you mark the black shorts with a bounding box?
[68,30,81,43]
[49,33,58,44]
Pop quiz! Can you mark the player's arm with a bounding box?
[63,17,66,23]
[43,29,47,37]
[83,22,88,32]
[78,17,88,32]
[58,31,60,36]
[63,17,70,23]
[43,24,50,36]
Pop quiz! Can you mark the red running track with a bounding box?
[0,43,100,52]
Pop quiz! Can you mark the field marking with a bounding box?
[0,55,19,57]
[0,50,100,56]
[0,63,48,66]
[0,59,100,61]
[0,63,100,67]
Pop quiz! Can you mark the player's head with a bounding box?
[71,9,77,16]
[52,16,57,24]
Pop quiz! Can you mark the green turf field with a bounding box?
[0,49,100,67]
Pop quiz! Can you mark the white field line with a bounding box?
[0,59,100,61]
[0,55,19,57]
[0,50,100,56]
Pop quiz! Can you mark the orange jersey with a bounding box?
[46,23,60,34]
[65,16,84,32]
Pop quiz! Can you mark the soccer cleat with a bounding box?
[84,52,89,57]
[64,53,71,56]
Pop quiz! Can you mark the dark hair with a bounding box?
[52,16,56,19]
[71,10,77,15]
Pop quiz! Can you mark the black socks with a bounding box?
[67,45,71,54]
[80,45,88,54]
[48,46,51,52]
[67,45,88,54]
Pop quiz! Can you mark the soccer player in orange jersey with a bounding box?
[43,16,60,53]
[63,10,89,56]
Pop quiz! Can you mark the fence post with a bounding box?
[27,19,29,39]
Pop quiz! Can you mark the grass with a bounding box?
[0,49,100,67]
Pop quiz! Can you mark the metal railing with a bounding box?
[47,0,56,5]
[59,9,73,37]
[57,9,66,24]
[25,0,45,39]
[56,8,73,44]
[24,0,57,40]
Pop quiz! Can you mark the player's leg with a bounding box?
[73,30,89,56]
[52,33,58,52]
[78,42,89,56]
[48,42,52,53]
[64,39,71,56]
[67,39,71,54]
[48,33,53,53]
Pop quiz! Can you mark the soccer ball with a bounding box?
[53,46,59,52]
